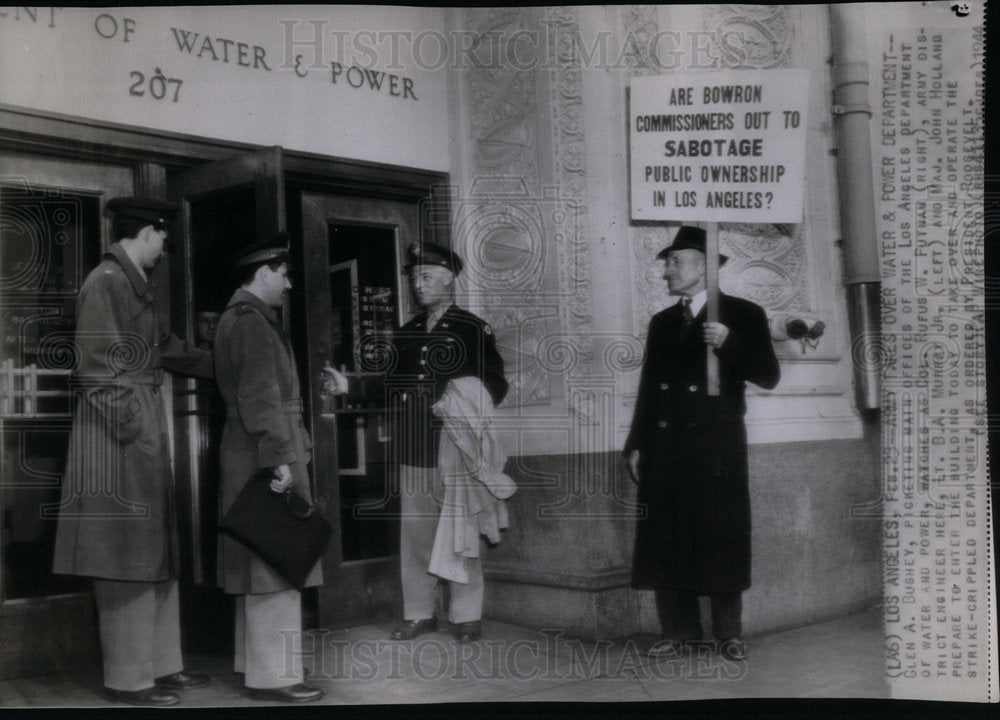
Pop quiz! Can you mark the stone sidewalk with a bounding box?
[1,607,887,707]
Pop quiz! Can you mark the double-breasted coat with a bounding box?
[624,294,779,593]
[213,288,322,594]
[53,243,212,582]
[370,303,508,468]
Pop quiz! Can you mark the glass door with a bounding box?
[0,153,133,678]
[299,190,423,628]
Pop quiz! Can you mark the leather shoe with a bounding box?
[390,617,437,640]
[247,683,325,703]
[646,639,690,658]
[103,686,180,707]
[719,637,748,661]
[155,670,210,690]
[455,621,482,642]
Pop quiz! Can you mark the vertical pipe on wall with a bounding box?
[830,5,881,411]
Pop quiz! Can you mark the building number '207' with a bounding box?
[129,68,183,102]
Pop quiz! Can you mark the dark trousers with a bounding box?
[654,588,742,640]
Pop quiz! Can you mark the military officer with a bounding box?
[52,197,213,706]
[325,241,508,642]
[624,226,780,662]
[213,237,325,703]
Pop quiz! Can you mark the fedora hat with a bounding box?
[656,226,729,265]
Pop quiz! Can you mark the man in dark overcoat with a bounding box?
[52,197,213,706]
[624,226,780,661]
[325,241,508,642]
[212,238,324,703]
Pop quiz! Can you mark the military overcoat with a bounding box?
[53,243,211,582]
[624,294,779,593]
[213,288,322,594]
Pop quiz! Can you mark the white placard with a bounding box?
[629,69,809,223]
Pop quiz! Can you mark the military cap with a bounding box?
[106,197,178,228]
[656,225,729,265]
[404,241,463,275]
[235,233,291,268]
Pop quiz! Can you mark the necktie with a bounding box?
[681,296,693,323]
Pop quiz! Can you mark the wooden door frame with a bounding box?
[0,102,452,340]
[0,103,452,232]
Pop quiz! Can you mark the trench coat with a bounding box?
[624,294,779,593]
[52,243,212,582]
[427,376,516,584]
[213,288,322,594]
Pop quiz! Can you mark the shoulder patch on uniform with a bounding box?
[484,324,493,335]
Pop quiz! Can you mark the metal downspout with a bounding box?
[830,5,881,411]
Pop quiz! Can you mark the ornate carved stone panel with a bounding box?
[719,223,810,312]
[621,5,660,77]
[458,7,553,405]
[545,6,599,420]
[703,4,795,69]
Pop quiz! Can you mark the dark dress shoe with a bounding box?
[390,617,437,640]
[247,683,325,703]
[155,670,211,690]
[719,637,748,661]
[103,686,180,707]
[646,639,689,658]
[455,621,482,642]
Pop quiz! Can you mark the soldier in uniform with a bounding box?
[212,238,325,703]
[52,197,213,706]
[624,226,780,662]
[325,241,508,642]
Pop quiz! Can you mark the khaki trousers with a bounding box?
[92,579,183,691]
[399,464,483,624]
[234,588,303,689]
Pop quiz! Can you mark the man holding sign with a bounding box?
[624,226,779,661]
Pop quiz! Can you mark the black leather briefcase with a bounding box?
[220,470,332,590]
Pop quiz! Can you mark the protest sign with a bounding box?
[629,69,809,223]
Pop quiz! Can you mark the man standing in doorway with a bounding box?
[53,197,213,707]
[325,241,508,642]
[213,237,325,703]
[624,226,780,661]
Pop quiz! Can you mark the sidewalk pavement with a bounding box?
[1,606,887,707]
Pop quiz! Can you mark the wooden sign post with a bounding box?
[705,223,721,396]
